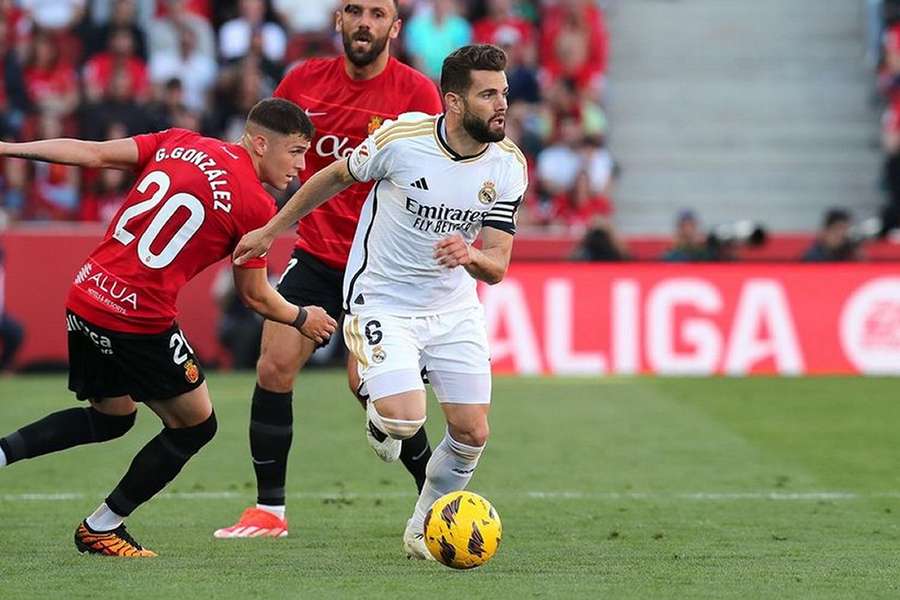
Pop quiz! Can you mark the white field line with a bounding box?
[3,490,900,502]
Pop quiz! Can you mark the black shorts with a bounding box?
[66,311,205,403]
[276,249,345,322]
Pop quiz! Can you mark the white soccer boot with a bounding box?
[366,418,401,462]
[403,519,435,561]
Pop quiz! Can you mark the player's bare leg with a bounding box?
[214,320,314,539]
[351,357,433,491]
[75,384,217,557]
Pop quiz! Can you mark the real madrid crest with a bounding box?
[478,181,497,205]
[371,345,387,364]
[367,115,384,135]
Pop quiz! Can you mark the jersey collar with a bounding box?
[435,115,490,162]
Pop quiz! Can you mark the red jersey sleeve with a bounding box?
[131,128,194,170]
[132,131,165,169]
[232,179,276,270]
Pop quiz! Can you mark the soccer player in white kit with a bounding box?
[234,44,527,559]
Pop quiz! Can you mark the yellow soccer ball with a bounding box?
[423,491,502,569]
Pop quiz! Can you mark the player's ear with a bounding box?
[389,16,401,40]
[334,8,342,33]
[444,91,463,116]
[251,132,268,157]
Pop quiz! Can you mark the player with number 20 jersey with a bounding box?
[0,99,335,558]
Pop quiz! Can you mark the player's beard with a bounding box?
[342,28,390,67]
[462,104,506,144]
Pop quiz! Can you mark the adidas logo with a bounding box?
[411,177,429,191]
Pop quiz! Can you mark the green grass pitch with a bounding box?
[1,373,899,598]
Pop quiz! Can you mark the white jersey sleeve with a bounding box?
[347,112,434,183]
[483,142,529,235]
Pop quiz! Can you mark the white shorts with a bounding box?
[343,306,491,403]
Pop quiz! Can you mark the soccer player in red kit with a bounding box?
[215,0,444,539]
[0,99,336,557]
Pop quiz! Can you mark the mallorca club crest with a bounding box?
[367,115,384,135]
[184,359,200,384]
[478,181,497,205]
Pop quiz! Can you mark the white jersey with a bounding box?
[342,112,528,317]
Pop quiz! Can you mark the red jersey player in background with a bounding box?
[215,0,443,539]
[0,99,336,557]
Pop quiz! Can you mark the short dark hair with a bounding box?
[247,98,314,139]
[824,208,851,228]
[440,44,507,96]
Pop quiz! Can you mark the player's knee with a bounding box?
[379,414,426,440]
[87,406,137,441]
[162,411,218,457]
[256,353,297,392]
[448,422,490,448]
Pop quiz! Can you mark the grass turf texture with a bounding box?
[1,373,899,598]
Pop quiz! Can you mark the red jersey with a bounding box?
[274,56,442,269]
[66,128,274,334]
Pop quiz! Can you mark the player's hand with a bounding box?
[233,227,275,266]
[299,305,337,344]
[434,233,473,268]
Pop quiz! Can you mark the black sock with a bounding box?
[106,412,217,516]
[249,385,293,507]
[399,427,431,493]
[0,407,136,465]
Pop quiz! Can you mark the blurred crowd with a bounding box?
[0,0,616,233]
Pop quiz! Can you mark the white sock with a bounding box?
[0,445,7,468]
[409,432,484,533]
[257,503,286,520]
[85,502,125,532]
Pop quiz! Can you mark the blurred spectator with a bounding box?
[539,0,609,100]
[0,22,29,140]
[79,123,132,222]
[18,0,85,30]
[0,245,24,372]
[536,117,615,228]
[219,0,287,63]
[570,217,630,261]
[472,0,534,48]
[80,67,152,138]
[1,156,27,218]
[149,23,217,111]
[1,0,29,52]
[405,0,472,80]
[87,0,155,31]
[82,0,148,60]
[802,208,860,262]
[148,0,216,67]
[663,210,711,261]
[212,266,262,369]
[211,59,269,142]
[222,26,284,86]
[23,29,79,120]
[881,99,900,234]
[274,0,336,35]
[27,116,81,219]
[82,26,149,103]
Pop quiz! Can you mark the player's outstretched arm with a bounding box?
[434,227,514,285]
[232,265,337,344]
[232,159,356,265]
[0,137,139,170]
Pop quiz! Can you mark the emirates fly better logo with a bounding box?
[840,277,900,374]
